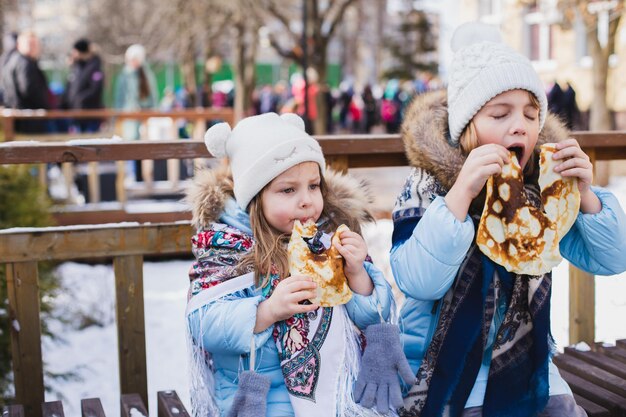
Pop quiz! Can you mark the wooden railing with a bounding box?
[0,132,625,416]
[1,107,234,205]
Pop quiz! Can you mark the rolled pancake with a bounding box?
[476,143,580,275]
[287,220,353,307]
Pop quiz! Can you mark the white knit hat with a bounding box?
[205,112,326,210]
[447,22,548,144]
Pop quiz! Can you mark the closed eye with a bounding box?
[492,113,508,120]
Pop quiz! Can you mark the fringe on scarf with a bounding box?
[186,318,221,417]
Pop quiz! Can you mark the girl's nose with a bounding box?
[510,114,527,136]
[300,192,312,207]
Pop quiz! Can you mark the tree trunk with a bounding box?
[587,34,611,131]
[233,19,258,122]
[312,49,328,134]
[181,39,197,108]
[586,29,611,186]
[0,1,4,56]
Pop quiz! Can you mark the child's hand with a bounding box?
[334,230,374,296]
[553,139,601,214]
[266,275,319,322]
[445,143,510,220]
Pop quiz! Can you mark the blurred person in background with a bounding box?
[62,38,104,132]
[114,44,158,182]
[361,84,378,133]
[0,32,18,106]
[0,30,50,133]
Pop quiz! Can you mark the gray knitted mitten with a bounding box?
[226,370,271,417]
[355,323,416,413]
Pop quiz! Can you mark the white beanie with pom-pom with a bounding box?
[204,112,326,210]
[447,22,548,144]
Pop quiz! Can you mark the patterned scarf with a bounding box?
[394,169,553,417]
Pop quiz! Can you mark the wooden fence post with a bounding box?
[113,255,148,411]
[569,265,595,345]
[569,148,598,345]
[6,262,44,417]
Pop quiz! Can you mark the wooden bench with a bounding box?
[554,339,626,417]
[2,390,189,417]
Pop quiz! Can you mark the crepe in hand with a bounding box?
[476,143,580,275]
[287,220,353,307]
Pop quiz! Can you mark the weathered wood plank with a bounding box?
[81,398,106,417]
[573,394,610,417]
[564,347,626,379]
[1,405,25,417]
[157,391,190,417]
[42,401,65,417]
[1,131,624,165]
[6,262,44,417]
[569,264,595,345]
[120,393,148,417]
[115,256,148,410]
[52,209,191,227]
[596,343,626,365]
[553,354,626,397]
[0,223,192,262]
[558,368,626,416]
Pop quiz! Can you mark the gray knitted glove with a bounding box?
[355,323,416,413]
[227,370,271,417]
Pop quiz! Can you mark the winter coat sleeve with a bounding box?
[560,186,626,275]
[390,169,475,301]
[187,291,274,355]
[345,261,394,329]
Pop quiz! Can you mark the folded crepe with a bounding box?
[287,220,353,307]
[476,143,580,275]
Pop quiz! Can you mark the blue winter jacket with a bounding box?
[391,184,626,402]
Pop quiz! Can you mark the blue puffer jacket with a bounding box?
[392,185,626,378]
[185,166,394,416]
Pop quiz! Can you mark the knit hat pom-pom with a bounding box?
[451,22,502,53]
[205,122,232,158]
[280,113,306,131]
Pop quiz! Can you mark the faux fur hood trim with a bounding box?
[401,90,571,192]
[185,162,375,230]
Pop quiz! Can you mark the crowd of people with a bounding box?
[0,31,157,135]
[1,29,584,139]
[0,29,445,137]
[248,72,443,134]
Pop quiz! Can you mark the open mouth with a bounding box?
[508,145,525,164]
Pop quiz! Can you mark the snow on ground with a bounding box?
[41,176,626,417]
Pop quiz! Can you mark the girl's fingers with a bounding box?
[554,157,592,172]
[558,167,591,180]
[291,289,318,302]
[555,138,580,150]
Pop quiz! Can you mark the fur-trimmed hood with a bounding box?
[185,161,375,230]
[401,90,570,213]
[401,90,570,190]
